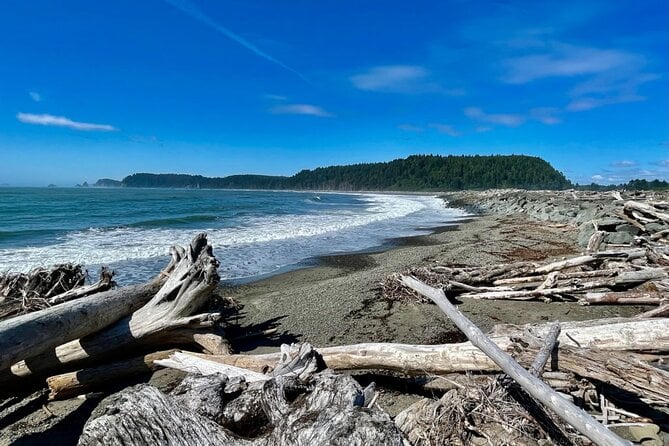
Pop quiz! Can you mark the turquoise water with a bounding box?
[0,188,466,284]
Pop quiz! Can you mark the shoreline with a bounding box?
[223,212,646,356]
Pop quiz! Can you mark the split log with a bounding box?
[46,350,177,400]
[400,275,631,446]
[7,234,224,380]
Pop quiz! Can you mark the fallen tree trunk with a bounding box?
[46,350,177,400]
[400,275,631,446]
[7,233,224,380]
[162,317,669,377]
[0,279,164,373]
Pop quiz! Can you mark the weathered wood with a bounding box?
[460,268,667,301]
[636,303,669,318]
[529,322,560,377]
[78,383,250,446]
[0,281,161,373]
[6,233,224,380]
[400,275,631,446]
[580,291,667,306]
[625,201,669,224]
[46,267,115,305]
[586,230,607,254]
[46,350,176,400]
[79,371,404,445]
[162,318,669,380]
[516,346,669,405]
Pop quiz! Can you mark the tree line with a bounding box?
[119,155,573,191]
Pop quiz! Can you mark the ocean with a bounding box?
[0,188,467,284]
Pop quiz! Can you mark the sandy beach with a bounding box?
[225,212,644,355]
[0,208,656,444]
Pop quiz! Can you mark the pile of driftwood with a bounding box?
[2,221,669,444]
[0,264,116,320]
[381,200,669,315]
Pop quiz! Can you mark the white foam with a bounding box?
[0,193,467,282]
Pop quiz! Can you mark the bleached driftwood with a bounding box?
[579,291,667,306]
[400,275,631,446]
[46,350,176,400]
[79,353,403,445]
[7,233,225,380]
[46,267,115,305]
[0,275,166,373]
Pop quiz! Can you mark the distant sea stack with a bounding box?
[115,155,573,191]
[93,179,123,188]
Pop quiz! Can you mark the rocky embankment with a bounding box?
[445,189,669,248]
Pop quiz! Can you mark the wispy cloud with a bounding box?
[429,123,460,137]
[163,0,308,83]
[29,91,41,102]
[611,160,637,167]
[270,104,334,117]
[265,94,287,101]
[398,124,425,132]
[350,65,462,95]
[475,126,492,133]
[17,113,117,131]
[529,107,561,125]
[503,44,637,84]
[464,107,525,127]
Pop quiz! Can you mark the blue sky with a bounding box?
[0,0,667,186]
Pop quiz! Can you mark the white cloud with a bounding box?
[350,65,461,94]
[429,123,460,137]
[270,104,334,117]
[398,124,425,132]
[29,91,41,102]
[591,174,605,182]
[17,113,117,131]
[464,107,525,127]
[475,126,492,133]
[503,44,638,84]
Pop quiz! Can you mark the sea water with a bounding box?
[0,188,467,284]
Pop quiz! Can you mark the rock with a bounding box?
[615,224,640,236]
[605,231,634,245]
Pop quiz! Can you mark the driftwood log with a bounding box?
[400,275,631,446]
[79,345,404,446]
[7,233,225,381]
[46,350,177,400]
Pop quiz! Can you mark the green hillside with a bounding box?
[119,155,572,191]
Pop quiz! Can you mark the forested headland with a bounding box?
[116,155,573,191]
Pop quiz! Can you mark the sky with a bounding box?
[0,0,667,186]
